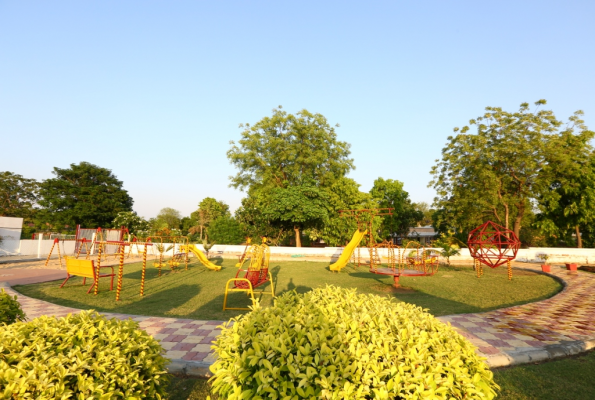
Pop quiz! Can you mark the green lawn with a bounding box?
[165,350,595,400]
[15,258,561,320]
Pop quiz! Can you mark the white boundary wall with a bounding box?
[3,239,595,264]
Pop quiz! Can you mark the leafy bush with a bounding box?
[0,288,26,325]
[209,216,245,245]
[0,310,169,398]
[210,286,499,399]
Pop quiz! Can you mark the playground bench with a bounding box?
[60,257,115,294]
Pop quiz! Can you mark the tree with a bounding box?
[111,211,150,235]
[318,177,371,246]
[537,130,595,247]
[191,198,230,240]
[262,186,330,247]
[413,202,434,226]
[370,178,422,240]
[235,191,287,245]
[209,216,245,245]
[37,162,133,230]
[227,107,354,245]
[430,100,592,238]
[0,172,39,219]
[155,207,182,230]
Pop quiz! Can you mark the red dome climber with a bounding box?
[467,221,521,268]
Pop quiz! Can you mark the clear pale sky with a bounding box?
[2,1,593,219]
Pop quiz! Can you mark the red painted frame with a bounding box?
[467,221,521,268]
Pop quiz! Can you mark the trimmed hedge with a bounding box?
[210,285,499,399]
[0,310,169,398]
[0,288,25,325]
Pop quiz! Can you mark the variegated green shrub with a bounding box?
[0,310,169,398]
[0,288,25,325]
[210,285,499,399]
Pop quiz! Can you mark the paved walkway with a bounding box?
[439,265,595,367]
[2,264,595,375]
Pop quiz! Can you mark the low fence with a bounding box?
[2,239,594,264]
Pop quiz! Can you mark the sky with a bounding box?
[2,1,594,220]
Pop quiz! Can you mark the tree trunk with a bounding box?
[513,215,522,239]
[576,225,583,248]
[504,204,509,231]
[294,226,302,247]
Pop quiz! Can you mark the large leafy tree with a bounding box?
[155,207,182,229]
[37,162,133,230]
[227,107,354,246]
[370,178,423,240]
[430,100,592,238]
[235,192,286,245]
[537,125,595,247]
[0,171,39,219]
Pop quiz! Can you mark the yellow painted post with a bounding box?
[116,244,125,301]
[140,245,147,297]
[507,259,512,280]
[44,239,56,267]
[94,244,102,295]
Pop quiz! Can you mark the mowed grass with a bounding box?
[165,350,595,400]
[15,257,561,321]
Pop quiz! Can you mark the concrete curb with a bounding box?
[487,339,595,368]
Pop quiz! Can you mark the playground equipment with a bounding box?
[223,238,275,311]
[235,238,252,267]
[467,221,521,280]
[329,229,367,272]
[146,236,190,276]
[179,244,222,271]
[60,257,115,294]
[329,208,441,286]
[44,226,129,267]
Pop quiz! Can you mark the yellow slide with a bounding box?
[329,229,367,272]
[180,244,222,271]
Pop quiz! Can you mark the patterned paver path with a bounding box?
[2,264,595,374]
[439,265,595,366]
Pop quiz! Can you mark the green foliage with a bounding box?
[536,135,595,247]
[413,202,434,226]
[0,171,39,220]
[371,177,423,240]
[210,286,499,399]
[112,211,150,235]
[262,185,330,246]
[155,207,182,230]
[430,100,593,238]
[432,232,463,266]
[234,193,288,245]
[227,107,353,190]
[191,198,231,240]
[319,177,371,246]
[208,216,245,245]
[37,162,133,229]
[202,238,215,258]
[0,289,26,325]
[0,310,169,398]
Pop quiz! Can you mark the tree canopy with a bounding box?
[370,178,422,240]
[37,162,133,229]
[0,171,39,220]
[430,100,593,238]
[227,107,354,191]
[191,198,230,240]
[228,107,354,246]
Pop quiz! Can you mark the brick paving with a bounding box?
[0,283,224,366]
[438,265,595,366]
[2,263,595,370]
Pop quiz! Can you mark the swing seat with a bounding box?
[60,257,115,294]
[223,267,275,311]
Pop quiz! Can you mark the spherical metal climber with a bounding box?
[467,221,521,269]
